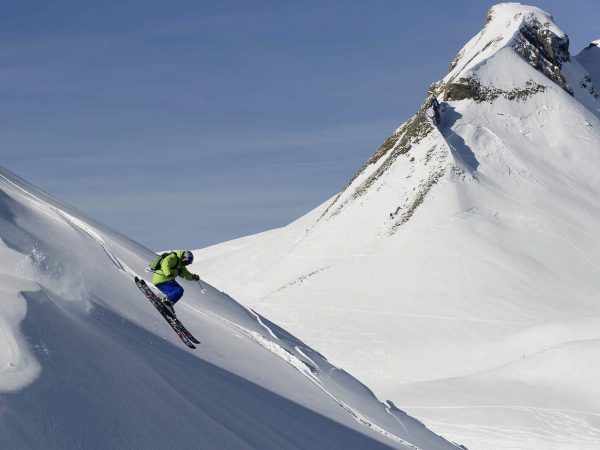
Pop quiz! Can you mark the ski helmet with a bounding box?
[181,250,194,265]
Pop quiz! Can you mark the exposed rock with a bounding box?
[511,16,573,95]
[484,7,494,26]
[449,49,464,72]
[446,37,503,84]
[445,77,547,103]
[320,6,576,229]
[358,128,403,175]
[389,166,446,233]
[580,74,600,99]
[339,93,436,197]
[348,113,433,202]
[322,105,436,220]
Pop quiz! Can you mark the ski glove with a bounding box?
[192,274,200,281]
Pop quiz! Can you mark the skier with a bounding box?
[150,250,200,315]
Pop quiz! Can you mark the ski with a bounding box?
[137,276,201,346]
[134,276,200,348]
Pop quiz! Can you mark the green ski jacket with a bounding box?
[152,250,197,286]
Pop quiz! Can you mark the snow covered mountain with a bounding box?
[0,167,460,449]
[195,4,600,450]
[577,40,600,92]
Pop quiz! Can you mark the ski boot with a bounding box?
[161,297,176,317]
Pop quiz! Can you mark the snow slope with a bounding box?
[0,166,460,450]
[577,40,600,105]
[195,4,600,450]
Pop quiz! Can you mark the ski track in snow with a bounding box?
[534,228,600,274]
[53,210,137,277]
[0,171,137,279]
[182,302,420,448]
[241,304,279,340]
[481,175,600,241]
[262,266,332,300]
[0,172,47,206]
[415,241,532,280]
[256,302,531,326]
[294,345,319,368]
[385,402,411,436]
[410,405,600,449]
[403,404,600,416]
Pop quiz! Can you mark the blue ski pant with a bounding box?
[156,280,184,303]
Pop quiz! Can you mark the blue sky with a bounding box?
[3,0,599,250]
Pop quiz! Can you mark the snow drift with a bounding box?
[0,166,460,450]
[195,4,600,450]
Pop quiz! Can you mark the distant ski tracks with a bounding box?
[405,404,600,446]
[256,302,532,326]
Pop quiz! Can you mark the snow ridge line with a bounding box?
[384,402,410,435]
[241,305,279,340]
[294,346,318,368]
[184,303,418,448]
[186,304,319,379]
[0,171,46,204]
[0,170,136,279]
[260,266,332,302]
[53,210,136,278]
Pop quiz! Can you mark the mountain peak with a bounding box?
[196,5,600,449]
[577,39,600,87]
[315,3,600,231]
[445,2,572,97]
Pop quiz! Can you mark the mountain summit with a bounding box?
[577,39,600,84]
[317,2,599,235]
[197,4,600,450]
